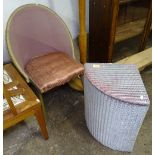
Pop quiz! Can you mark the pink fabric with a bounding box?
[8,5,74,73]
[25,52,84,93]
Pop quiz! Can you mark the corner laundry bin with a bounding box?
[84,63,150,152]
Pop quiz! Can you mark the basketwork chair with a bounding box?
[6,4,84,114]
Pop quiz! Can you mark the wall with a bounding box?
[3,0,89,62]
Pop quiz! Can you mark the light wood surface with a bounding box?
[116,48,152,71]
[115,18,146,43]
[3,84,17,115]
[68,77,83,91]
[120,0,139,5]
[64,1,86,91]
[79,0,87,64]
[3,64,48,140]
[68,0,86,92]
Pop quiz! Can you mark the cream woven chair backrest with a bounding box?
[6,4,75,82]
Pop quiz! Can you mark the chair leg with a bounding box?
[38,93,46,118]
[30,81,46,117]
[34,105,49,140]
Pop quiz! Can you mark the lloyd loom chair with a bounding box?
[6,4,84,112]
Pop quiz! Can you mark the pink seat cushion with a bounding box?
[25,52,84,93]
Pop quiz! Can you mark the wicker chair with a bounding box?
[6,4,84,113]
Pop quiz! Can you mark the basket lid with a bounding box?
[84,63,150,105]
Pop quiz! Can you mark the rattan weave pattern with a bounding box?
[84,63,150,152]
[85,63,149,105]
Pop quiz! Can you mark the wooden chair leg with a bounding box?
[30,81,47,117]
[38,92,47,118]
[34,106,49,140]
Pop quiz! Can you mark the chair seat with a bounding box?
[25,52,84,93]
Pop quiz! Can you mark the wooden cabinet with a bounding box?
[88,0,152,62]
[116,0,151,44]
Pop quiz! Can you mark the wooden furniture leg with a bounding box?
[67,0,86,92]
[35,106,49,140]
[108,0,120,62]
[30,81,47,117]
[79,0,87,64]
[139,0,152,51]
[38,92,46,118]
